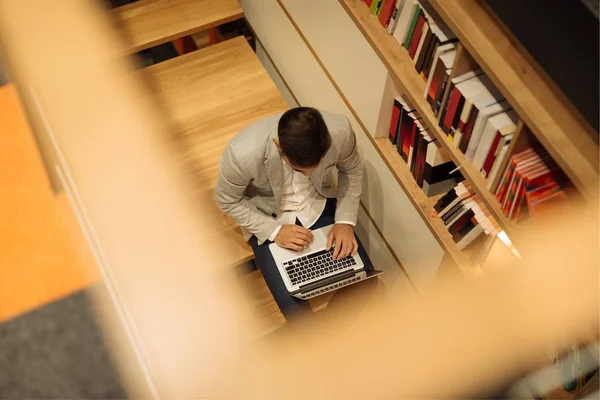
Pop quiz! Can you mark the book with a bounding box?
[416,134,433,186]
[431,52,455,116]
[410,122,425,173]
[457,98,473,133]
[387,0,404,34]
[415,23,435,73]
[495,148,535,204]
[455,223,484,250]
[442,85,463,137]
[448,208,475,237]
[487,143,510,192]
[434,189,458,214]
[482,132,509,178]
[389,97,403,144]
[397,98,416,160]
[393,0,418,44]
[443,202,466,226]
[365,0,374,6]
[454,74,505,154]
[417,0,456,42]
[441,70,482,137]
[465,100,510,161]
[422,141,460,196]
[437,75,452,126]
[406,118,419,169]
[502,154,545,217]
[378,0,397,28]
[435,188,474,218]
[403,3,422,48]
[472,110,518,171]
[413,20,431,65]
[513,162,560,221]
[445,199,474,227]
[371,0,384,15]
[407,13,426,58]
[424,43,455,102]
[508,163,548,220]
[482,131,513,179]
[420,33,439,79]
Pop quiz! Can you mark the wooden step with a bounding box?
[143,36,289,266]
[239,270,287,338]
[114,0,244,53]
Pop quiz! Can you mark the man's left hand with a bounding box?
[326,223,358,260]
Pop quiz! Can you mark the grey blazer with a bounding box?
[214,110,363,244]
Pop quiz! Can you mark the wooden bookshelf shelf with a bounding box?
[428,0,599,203]
[339,0,519,242]
[374,138,473,273]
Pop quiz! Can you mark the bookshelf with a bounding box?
[339,0,518,241]
[374,137,472,272]
[429,0,599,202]
[339,0,599,254]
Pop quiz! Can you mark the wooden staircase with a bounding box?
[114,0,243,53]
[113,0,289,331]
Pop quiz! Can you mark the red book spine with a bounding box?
[378,0,396,27]
[389,100,401,143]
[365,0,373,6]
[496,158,517,204]
[442,87,462,133]
[482,132,501,177]
[400,116,412,161]
[428,71,442,105]
[458,107,478,153]
[407,14,425,58]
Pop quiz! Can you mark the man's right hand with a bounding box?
[274,225,314,251]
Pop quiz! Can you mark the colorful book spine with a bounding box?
[371,0,384,15]
[389,98,402,144]
[403,5,421,49]
[407,13,426,58]
[387,0,403,34]
[378,0,397,27]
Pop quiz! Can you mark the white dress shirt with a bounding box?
[268,159,355,242]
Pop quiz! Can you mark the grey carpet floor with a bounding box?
[0,288,128,399]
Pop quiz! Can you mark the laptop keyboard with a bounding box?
[283,248,357,286]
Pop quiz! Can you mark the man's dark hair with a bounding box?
[277,107,331,168]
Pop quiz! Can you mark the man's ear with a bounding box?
[272,138,281,148]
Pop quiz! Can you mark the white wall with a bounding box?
[242,0,444,291]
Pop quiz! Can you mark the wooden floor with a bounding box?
[0,84,100,323]
[114,0,243,53]
[143,36,289,266]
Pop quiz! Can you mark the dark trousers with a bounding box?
[249,198,375,320]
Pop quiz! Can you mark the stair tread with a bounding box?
[144,36,288,266]
[240,270,287,337]
[115,0,243,53]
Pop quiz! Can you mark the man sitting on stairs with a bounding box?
[214,107,376,321]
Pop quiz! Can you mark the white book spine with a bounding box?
[465,101,507,160]
[457,224,484,250]
[393,0,418,45]
[472,119,498,171]
[387,0,404,34]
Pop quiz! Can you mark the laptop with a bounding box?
[269,224,382,300]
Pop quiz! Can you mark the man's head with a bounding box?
[273,107,331,176]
